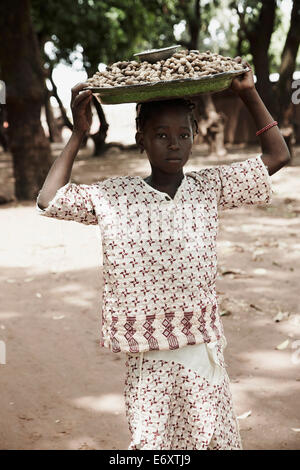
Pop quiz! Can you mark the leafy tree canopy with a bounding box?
[31,0,182,74]
[31,0,299,79]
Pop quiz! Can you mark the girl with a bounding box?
[36,59,290,450]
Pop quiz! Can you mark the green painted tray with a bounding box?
[84,69,248,105]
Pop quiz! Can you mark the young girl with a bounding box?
[36,59,290,450]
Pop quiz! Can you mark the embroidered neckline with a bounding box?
[137,174,187,200]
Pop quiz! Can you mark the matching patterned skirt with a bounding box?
[124,338,242,450]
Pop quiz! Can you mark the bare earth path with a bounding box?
[0,142,299,450]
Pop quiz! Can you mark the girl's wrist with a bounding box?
[238,86,259,103]
[72,128,85,141]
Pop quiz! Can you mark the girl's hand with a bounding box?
[71,82,93,136]
[230,57,255,96]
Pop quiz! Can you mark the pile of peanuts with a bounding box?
[86,49,247,88]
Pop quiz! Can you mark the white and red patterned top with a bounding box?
[36,155,273,353]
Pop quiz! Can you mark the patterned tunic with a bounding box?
[36,155,272,354]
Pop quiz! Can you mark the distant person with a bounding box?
[36,59,290,450]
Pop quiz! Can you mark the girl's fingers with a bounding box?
[85,95,93,107]
[71,83,92,106]
[86,101,92,121]
[71,82,89,100]
[73,90,92,106]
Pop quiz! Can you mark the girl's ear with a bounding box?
[135,131,144,153]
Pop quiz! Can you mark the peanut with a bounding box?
[87,50,247,88]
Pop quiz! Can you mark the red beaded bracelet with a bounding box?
[256,121,278,136]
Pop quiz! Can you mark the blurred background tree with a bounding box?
[31,0,182,153]
[0,0,299,200]
[0,0,53,200]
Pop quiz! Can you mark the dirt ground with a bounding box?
[0,140,300,450]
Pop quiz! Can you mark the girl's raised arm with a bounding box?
[231,59,291,176]
[37,83,93,209]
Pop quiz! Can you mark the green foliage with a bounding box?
[228,0,299,72]
[30,0,299,78]
[31,0,181,74]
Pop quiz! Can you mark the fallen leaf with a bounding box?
[273,311,290,322]
[275,339,289,350]
[250,304,262,311]
[284,198,295,204]
[272,261,281,267]
[220,310,232,317]
[78,443,96,450]
[18,415,33,421]
[237,410,252,420]
[221,269,245,276]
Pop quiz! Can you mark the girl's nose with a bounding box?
[168,136,179,150]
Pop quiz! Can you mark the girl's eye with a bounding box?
[156,133,190,139]
[157,133,167,139]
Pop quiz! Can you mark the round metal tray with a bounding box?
[84,68,248,105]
[133,45,181,63]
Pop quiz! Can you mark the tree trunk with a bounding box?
[195,95,227,157]
[47,68,91,148]
[48,69,73,131]
[250,42,274,112]
[237,0,276,113]
[90,96,109,156]
[44,85,63,143]
[184,0,226,156]
[276,0,300,126]
[0,0,52,200]
[250,0,276,112]
[187,0,201,50]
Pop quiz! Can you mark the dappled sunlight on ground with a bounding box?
[72,394,125,414]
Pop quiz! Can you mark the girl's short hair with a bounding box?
[136,99,199,135]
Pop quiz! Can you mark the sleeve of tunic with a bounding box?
[199,155,273,210]
[35,182,101,225]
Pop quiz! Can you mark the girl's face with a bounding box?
[136,105,194,174]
